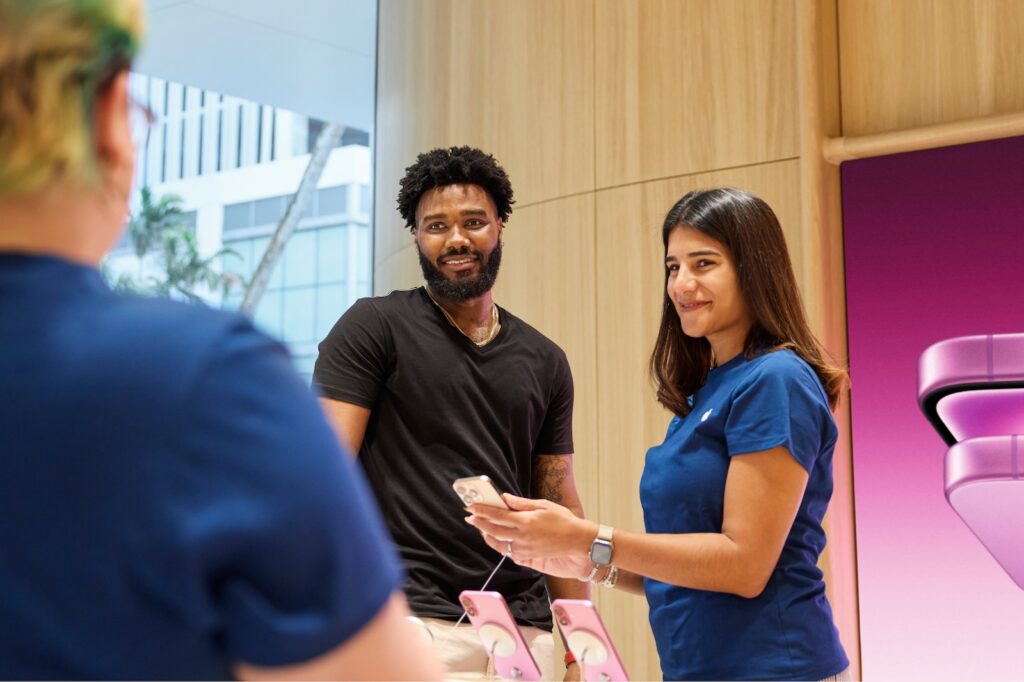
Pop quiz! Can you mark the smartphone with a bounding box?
[452,475,510,509]
[551,599,629,681]
[945,436,1024,590]
[918,333,1024,444]
[458,590,541,680]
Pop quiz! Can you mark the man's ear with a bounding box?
[91,71,134,173]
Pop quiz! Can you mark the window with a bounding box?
[113,71,374,380]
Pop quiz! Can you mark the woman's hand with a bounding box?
[466,494,597,579]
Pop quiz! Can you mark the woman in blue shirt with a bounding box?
[468,188,850,680]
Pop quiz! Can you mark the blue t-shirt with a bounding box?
[640,349,848,681]
[0,254,403,679]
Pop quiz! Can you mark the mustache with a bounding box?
[436,247,481,265]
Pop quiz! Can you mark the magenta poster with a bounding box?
[842,136,1024,680]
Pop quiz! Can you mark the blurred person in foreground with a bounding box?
[0,1,444,679]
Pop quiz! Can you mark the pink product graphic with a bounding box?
[458,591,541,681]
[945,437,1024,590]
[936,388,1024,442]
[551,599,629,682]
[918,333,1024,444]
[919,333,1024,590]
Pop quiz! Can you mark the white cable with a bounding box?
[432,553,510,650]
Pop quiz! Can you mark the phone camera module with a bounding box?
[460,598,477,617]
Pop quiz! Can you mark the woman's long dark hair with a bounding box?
[649,188,848,417]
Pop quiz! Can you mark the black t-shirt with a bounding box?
[312,287,574,629]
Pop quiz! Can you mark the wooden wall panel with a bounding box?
[492,195,599,517]
[594,160,802,680]
[594,0,798,190]
[839,0,1024,136]
[375,0,595,280]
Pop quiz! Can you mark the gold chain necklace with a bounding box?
[425,289,501,347]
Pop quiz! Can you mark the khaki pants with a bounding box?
[419,616,557,681]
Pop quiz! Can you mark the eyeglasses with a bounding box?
[129,96,157,149]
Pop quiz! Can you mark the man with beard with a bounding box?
[313,146,587,680]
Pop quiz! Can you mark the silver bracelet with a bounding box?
[600,565,619,588]
[577,563,601,583]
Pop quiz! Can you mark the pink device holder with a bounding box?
[458,590,541,680]
[551,599,629,681]
[918,333,1024,589]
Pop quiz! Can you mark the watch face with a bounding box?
[590,540,613,565]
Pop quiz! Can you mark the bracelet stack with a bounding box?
[600,564,619,588]
[577,563,602,583]
[577,562,619,587]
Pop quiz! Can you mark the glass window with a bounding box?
[221,239,250,281]
[117,48,374,378]
[251,236,285,290]
[284,230,317,288]
[224,202,251,232]
[253,195,285,226]
[283,287,316,344]
[317,225,347,284]
[254,289,284,339]
[316,283,346,341]
[316,186,347,216]
[360,184,371,214]
[355,225,371,283]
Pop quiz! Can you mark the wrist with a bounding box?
[576,518,599,556]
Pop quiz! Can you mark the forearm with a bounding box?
[555,518,764,598]
[546,574,589,602]
[611,528,764,598]
[546,497,590,602]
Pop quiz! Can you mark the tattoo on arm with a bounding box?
[532,455,569,504]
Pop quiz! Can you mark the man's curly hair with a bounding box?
[397,146,514,232]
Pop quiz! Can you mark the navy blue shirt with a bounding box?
[0,254,402,679]
[640,349,848,681]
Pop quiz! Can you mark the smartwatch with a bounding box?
[589,524,614,565]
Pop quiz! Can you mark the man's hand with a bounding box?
[563,661,582,681]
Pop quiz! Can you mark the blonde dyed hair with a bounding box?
[0,0,143,195]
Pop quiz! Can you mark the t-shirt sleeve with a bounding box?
[723,356,835,473]
[182,319,403,667]
[311,298,391,408]
[534,349,575,455]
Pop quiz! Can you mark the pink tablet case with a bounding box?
[458,590,542,680]
[551,599,629,681]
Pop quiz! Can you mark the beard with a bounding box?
[417,241,503,302]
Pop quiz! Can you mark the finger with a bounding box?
[479,532,509,556]
[466,503,517,523]
[501,493,551,511]
[466,514,520,538]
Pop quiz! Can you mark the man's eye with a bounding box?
[466,219,485,227]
